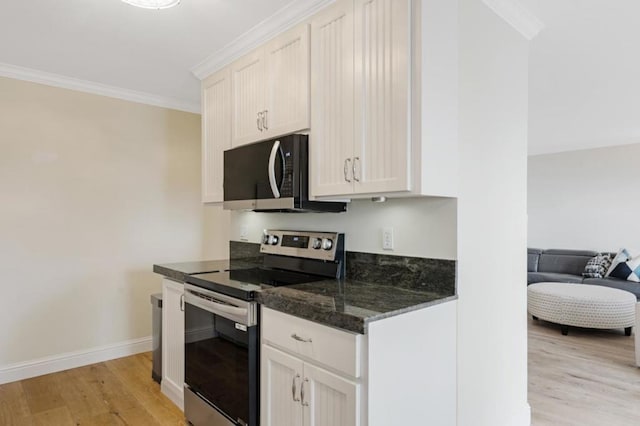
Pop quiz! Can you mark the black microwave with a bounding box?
[223,134,347,213]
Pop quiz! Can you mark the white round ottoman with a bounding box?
[528,282,636,336]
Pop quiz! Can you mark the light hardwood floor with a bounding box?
[0,352,186,425]
[2,323,638,425]
[529,316,640,425]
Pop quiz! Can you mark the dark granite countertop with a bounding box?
[153,260,231,282]
[257,279,457,334]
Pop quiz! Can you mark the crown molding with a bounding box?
[482,0,544,41]
[0,62,200,114]
[191,0,335,80]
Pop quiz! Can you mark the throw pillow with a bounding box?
[583,253,613,278]
[606,248,640,282]
[606,248,631,275]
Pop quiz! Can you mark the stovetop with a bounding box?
[185,230,345,301]
[187,267,329,301]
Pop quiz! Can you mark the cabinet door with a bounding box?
[303,362,360,426]
[231,48,266,147]
[161,278,184,409]
[262,345,305,426]
[264,23,310,139]
[202,68,231,203]
[310,0,356,198]
[353,0,411,194]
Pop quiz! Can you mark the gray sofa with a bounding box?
[527,248,640,299]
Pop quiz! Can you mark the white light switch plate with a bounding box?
[382,227,394,250]
[240,226,249,241]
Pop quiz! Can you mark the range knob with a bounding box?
[311,238,322,250]
[267,234,279,245]
[321,238,333,250]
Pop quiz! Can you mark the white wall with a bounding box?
[457,0,530,425]
[528,143,640,254]
[0,77,228,378]
[230,197,457,260]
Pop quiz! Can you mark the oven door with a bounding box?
[183,284,259,426]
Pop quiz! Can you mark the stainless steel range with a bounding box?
[183,230,345,426]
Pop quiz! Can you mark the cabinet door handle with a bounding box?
[263,110,269,130]
[291,333,312,343]
[257,112,263,131]
[343,158,352,183]
[180,294,185,312]
[353,156,360,182]
[301,378,309,407]
[292,374,301,402]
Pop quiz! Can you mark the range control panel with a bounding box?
[260,230,343,261]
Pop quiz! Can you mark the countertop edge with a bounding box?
[362,294,458,332]
[258,293,458,334]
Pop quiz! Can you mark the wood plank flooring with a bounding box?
[528,316,640,426]
[1,323,639,425]
[0,352,186,426]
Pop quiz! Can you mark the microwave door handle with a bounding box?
[268,140,282,198]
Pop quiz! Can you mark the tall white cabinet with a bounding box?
[161,278,185,409]
[201,69,231,203]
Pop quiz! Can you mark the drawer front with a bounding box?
[262,307,362,378]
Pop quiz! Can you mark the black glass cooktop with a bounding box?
[186,267,327,301]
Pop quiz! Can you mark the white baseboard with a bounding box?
[0,336,152,385]
[509,402,532,426]
[161,380,185,411]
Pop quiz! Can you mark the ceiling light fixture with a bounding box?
[122,0,181,10]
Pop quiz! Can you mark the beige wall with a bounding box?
[0,76,228,370]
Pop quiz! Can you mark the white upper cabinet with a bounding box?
[230,23,310,147]
[264,24,310,139]
[230,48,267,147]
[310,0,355,198]
[311,0,411,198]
[353,0,411,195]
[201,68,231,203]
[310,0,458,199]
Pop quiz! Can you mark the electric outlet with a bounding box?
[382,227,394,250]
[240,226,249,241]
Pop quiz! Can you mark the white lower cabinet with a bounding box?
[304,362,359,426]
[261,307,362,426]
[161,278,184,410]
[262,301,458,426]
[262,345,359,426]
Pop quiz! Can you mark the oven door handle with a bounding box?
[184,291,250,325]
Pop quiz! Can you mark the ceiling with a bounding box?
[524,0,640,155]
[1,1,634,155]
[0,0,294,111]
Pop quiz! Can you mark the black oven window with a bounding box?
[185,304,254,424]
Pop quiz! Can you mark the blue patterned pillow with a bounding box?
[606,249,640,282]
[583,253,613,278]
